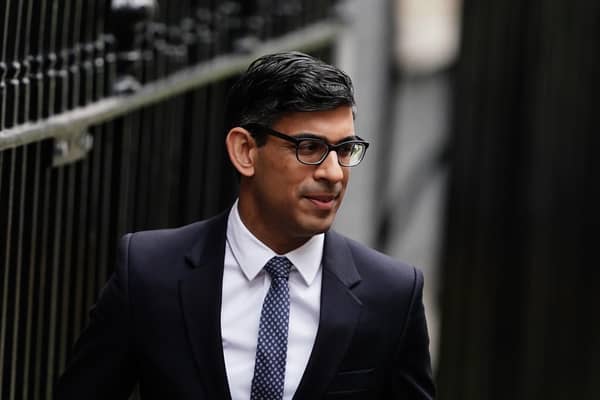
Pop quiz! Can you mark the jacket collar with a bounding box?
[181,211,232,400]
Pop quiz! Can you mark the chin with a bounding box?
[301,217,336,236]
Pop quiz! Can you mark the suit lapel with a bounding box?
[179,212,232,400]
[178,216,362,400]
[293,231,363,399]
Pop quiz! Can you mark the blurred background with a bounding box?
[0,0,598,399]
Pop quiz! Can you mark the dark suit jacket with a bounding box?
[56,211,435,399]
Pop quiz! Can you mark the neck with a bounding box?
[236,198,310,255]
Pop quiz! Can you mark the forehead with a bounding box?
[272,106,355,141]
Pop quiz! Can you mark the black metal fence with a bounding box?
[0,1,340,399]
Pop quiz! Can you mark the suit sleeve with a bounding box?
[387,268,436,399]
[55,234,138,399]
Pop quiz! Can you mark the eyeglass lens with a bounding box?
[297,140,366,166]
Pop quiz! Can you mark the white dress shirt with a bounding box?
[222,201,323,400]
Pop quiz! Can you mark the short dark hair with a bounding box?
[225,51,355,145]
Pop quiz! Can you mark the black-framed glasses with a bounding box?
[243,123,370,167]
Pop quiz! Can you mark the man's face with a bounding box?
[241,106,354,252]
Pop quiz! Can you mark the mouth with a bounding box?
[304,193,339,210]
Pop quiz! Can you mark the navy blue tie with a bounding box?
[250,256,292,400]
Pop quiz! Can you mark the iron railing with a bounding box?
[0,1,341,399]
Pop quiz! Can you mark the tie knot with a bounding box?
[264,256,292,280]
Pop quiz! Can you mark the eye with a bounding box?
[336,142,356,157]
[297,140,325,155]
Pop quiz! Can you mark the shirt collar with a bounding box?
[226,200,324,286]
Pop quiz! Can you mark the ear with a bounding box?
[225,127,257,177]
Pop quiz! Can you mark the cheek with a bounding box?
[266,157,305,188]
[342,169,350,186]
[257,159,302,201]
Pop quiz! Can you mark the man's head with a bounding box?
[225,52,363,253]
[225,51,356,139]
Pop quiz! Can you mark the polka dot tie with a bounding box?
[250,256,293,400]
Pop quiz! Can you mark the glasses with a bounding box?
[243,123,370,167]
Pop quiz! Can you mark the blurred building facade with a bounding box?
[436,1,600,399]
[334,0,461,369]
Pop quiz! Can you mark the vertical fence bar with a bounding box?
[97,121,114,289]
[21,142,43,400]
[201,81,235,217]
[80,0,96,106]
[148,103,168,227]
[167,97,185,226]
[57,164,76,374]
[46,164,65,400]
[0,148,16,400]
[122,114,140,235]
[158,103,170,226]
[85,127,102,321]
[29,0,46,122]
[94,0,107,101]
[103,2,118,100]
[72,152,90,335]
[8,146,26,400]
[33,154,52,400]
[0,127,3,399]
[68,0,83,109]
[132,109,151,229]
[114,116,132,238]
[180,90,206,223]
[0,2,9,131]
[54,0,72,114]
[18,0,33,125]
[42,0,59,118]
[5,0,23,129]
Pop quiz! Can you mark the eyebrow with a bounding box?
[291,132,359,143]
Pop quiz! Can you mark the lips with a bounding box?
[305,193,339,210]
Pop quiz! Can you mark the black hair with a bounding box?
[225,51,355,145]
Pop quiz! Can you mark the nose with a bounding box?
[314,150,345,182]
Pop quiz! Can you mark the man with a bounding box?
[57,51,435,399]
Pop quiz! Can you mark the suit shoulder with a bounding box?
[128,220,204,248]
[123,211,227,266]
[334,231,414,268]
[330,231,422,285]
